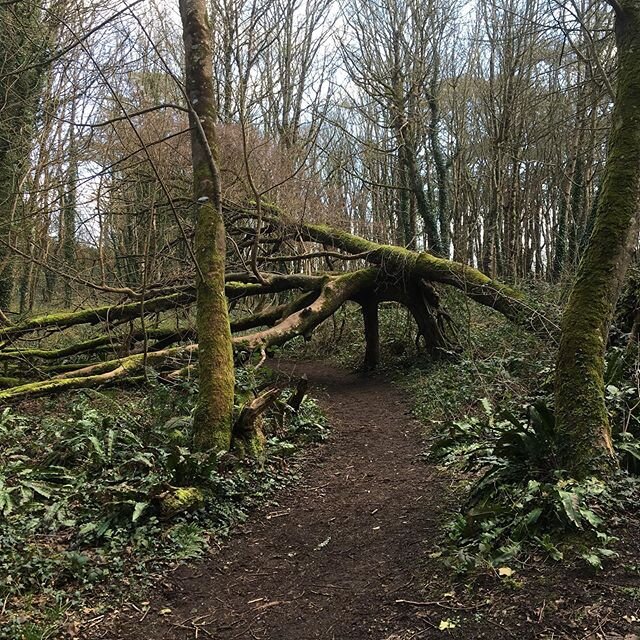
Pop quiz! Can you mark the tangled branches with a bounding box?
[0,202,551,400]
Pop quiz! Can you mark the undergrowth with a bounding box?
[396,293,640,574]
[0,368,327,639]
[432,396,640,571]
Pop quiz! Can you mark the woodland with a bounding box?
[2,0,640,637]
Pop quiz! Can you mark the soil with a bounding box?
[89,360,640,640]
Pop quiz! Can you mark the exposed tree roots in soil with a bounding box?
[89,361,640,640]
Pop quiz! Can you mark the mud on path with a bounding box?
[98,360,451,640]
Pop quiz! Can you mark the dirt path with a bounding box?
[100,360,451,640]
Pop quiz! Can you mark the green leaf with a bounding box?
[21,480,54,498]
[132,501,149,522]
[79,522,97,536]
[480,398,493,426]
[578,507,602,529]
[582,553,602,570]
[0,489,14,515]
[107,429,116,460]
[557,489,582,528]
[88,436,105,460]
[439,619,457,630]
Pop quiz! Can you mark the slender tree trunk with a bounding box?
[62,162,77,307]
[0,1,50,312]
[428,90,450,258]
[555,0,640,478]
[180,0,235,452]
[361,297,380,371]
[552,183,568,281]
[402,137,442,254]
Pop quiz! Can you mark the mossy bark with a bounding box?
[0,292,194,342]
[234,270,379,352]
[294,222,544,330]
[181,0,235,453]
[159,487,205,519]
[0,344,201,400]
[232,388,282,461]
[0,1,49,311]
[555,0,640,478]
[0,276,321,344]
[0,328,194,361]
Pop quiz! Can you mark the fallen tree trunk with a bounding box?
[0,344,198,400]
[226,203,555,334]
[0,201,555,401]
[294,223,551,332]
[233,270,378,351]
[0,275,324,346]
[0,292,195,343]
[0,266,457,399]
[0,328,196,361]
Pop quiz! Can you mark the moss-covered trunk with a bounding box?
[180,0,235,452]
[0,1,48,311]
[555,0,640,478]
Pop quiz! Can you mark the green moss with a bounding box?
[0,376,91,400]
[0,344,198,400]
[225,281,264,295]
[233,426,266,461]
[159,487,205,519]
[0,293,194,341]
[302,223,535,328]
[555,1,640,478]
[192,403,233,452]
[191,198,235,454]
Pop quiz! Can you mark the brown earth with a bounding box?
[89,360,640,640]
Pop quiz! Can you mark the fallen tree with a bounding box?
[227,204,555,333]
[0,213,552,401]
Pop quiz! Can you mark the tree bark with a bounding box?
[555,0,640,478]
[290,219,548,331]
[361,297,380,371]
[180,0,235,452]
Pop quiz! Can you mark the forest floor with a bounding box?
[89,359,640,640]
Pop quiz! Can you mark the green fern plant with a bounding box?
[434,399,627,570]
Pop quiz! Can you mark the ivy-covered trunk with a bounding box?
[180,0,235,452]
[0,2,48,312]
[555,0,640,478]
